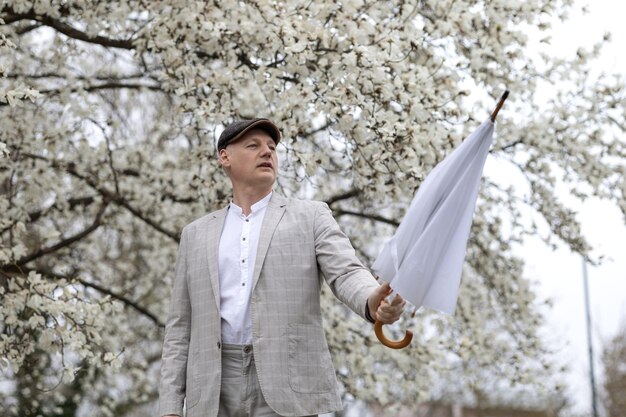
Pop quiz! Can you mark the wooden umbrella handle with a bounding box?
[490,90,510,122]
[374,320,413,349]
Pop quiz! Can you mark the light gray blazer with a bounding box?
[158,194,379,417]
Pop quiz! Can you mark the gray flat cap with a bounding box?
[217,118,281,151]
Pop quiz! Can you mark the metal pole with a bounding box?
[582,258,598,417]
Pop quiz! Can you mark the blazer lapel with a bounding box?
[206,206,228,309]
[252,194,287,291]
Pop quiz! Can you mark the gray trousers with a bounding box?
[219,344,317,417]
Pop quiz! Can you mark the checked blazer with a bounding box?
[158,193,379,417]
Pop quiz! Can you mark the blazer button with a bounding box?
[217,341,221,350]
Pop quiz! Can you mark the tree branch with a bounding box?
[325,189,359,206]
[15,202,109,266]
[3,72,156,82]
[15,23,42,35]
[236,50,290,72]
[20,153,180,242]
[1,266,164,328]
[74,275,164,328]
[333,209,399,227]
[62,162,180,242]
[39,82,164,95]
[1,7,135,49]
[607,114,626,132]
[113,195,180,242]
[498,139,524,152]
[298,121,333,140]
[0,195,97,236]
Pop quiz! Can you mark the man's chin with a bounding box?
[253,174,277,187]
[257,168,276,177]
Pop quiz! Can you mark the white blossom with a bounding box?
[0,142,8,158]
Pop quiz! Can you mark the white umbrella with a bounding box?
[372,92,509,349]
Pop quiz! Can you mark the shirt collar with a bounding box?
[251,191,272,212]
[229,191,273,216]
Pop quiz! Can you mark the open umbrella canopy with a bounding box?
[372,92,508,349]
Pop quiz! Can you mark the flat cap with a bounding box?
[217,118,281,151]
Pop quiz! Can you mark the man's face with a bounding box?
[219,128,278,189]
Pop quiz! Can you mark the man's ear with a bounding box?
[218,148,230,168]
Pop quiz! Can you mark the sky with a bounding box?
[502,1,626,414]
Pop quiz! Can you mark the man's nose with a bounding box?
[260,144,273,156]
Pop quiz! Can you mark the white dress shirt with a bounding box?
[218,192,272,344]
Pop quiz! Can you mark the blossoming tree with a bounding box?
[1,1,624,415]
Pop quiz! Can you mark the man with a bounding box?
[159,118,405,417]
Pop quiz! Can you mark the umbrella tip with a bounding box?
[490,90,510,122]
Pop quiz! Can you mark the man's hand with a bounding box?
[367,282,405,324]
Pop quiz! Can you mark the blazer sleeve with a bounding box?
[158,228,191,417]
[313,202,379,319]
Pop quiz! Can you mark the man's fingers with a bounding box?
[390,294,404,305]
[368,282,407,323]
[370,282,390,307]
[375,295,405,324]
[378,304,403,317]
[376,310,402,324]
[375,281,391,298]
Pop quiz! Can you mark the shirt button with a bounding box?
[242,237,246,241]
[217,341,221,350]
[242,283,246,286]
[242,259,245,263]
[243,346,251,353]
[245,219,250,222]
